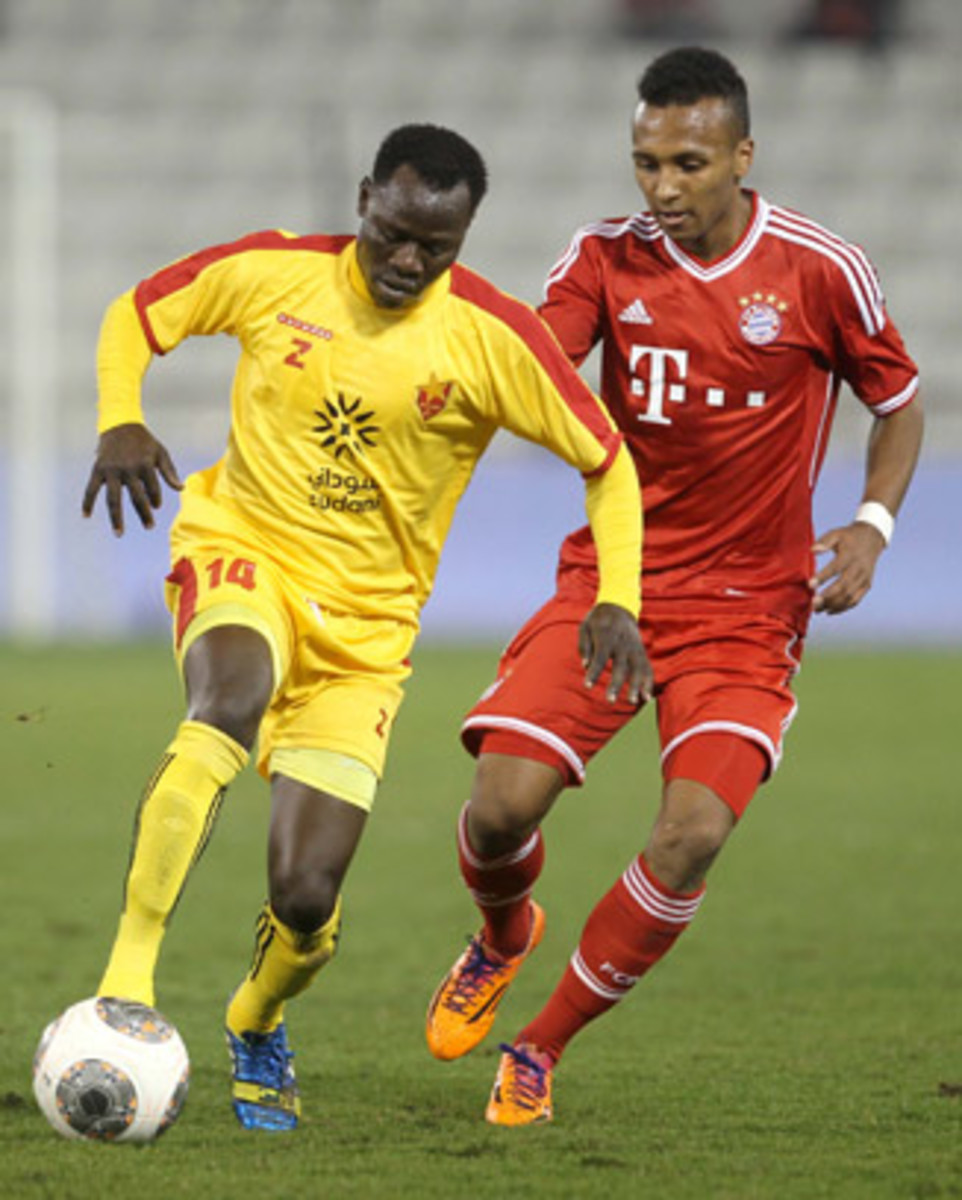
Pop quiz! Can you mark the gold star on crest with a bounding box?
[418,372,450,403]
[737,291,790,314]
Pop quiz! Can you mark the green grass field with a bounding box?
[1,641,960,1199]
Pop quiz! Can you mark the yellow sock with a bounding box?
[98,720,248,1005]
[226,899,342,1035]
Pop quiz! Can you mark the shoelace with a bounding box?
[234,1030,294,1088]
[498,1043,548,1110]
[443,938,505,1013]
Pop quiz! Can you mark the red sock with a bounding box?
[458,803,545,957]
[519,855,704,1062]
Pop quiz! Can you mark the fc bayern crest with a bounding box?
[738,292,788,347]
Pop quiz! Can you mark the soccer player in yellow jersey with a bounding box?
[81,124,653,1132]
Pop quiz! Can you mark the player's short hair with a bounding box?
[637,47,750,139]
[372,124,489,212]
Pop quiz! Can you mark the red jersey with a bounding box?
[540,191,919,620]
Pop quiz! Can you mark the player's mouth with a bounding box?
[375,275,422,305]
[656,210,692,232]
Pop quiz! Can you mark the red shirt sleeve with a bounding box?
[821,247,919,415]
[537,227,606,367]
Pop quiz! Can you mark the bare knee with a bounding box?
[644,784,736,892]
[646,820,728,891]
[267,778,366,935]
[183,627,274,749]
[269,866,339,935]
[189,693,267,750]
[466,753,564,857]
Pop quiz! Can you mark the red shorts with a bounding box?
[461,594,805,817]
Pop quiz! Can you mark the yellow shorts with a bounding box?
[164,540,413,793]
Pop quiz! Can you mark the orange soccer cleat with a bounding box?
[425,901,545,1061]
[485,1041,554,1126]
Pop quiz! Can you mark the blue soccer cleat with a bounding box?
[226,1022,301,1132]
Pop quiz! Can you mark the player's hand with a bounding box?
[82,422,183,536]
[810,521,886,614]
[578,602,653,705]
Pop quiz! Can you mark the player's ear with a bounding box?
[357,176,373,219]
[734,137,754,183]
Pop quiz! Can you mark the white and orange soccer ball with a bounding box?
[32,996,189,1143]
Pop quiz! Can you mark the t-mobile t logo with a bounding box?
[629,345,767,424]
[629,346,689,425]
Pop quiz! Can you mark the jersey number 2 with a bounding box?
[284,338,313,369]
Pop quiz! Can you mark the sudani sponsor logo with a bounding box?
[307,467,382,514]
[313,394,380,459]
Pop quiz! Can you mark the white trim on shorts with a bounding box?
[660,706,799,778]
[460,715,587,783]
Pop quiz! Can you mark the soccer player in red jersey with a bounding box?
[80,124,651,1132]
[425,47,923,1125]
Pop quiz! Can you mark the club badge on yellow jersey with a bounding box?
[416,373,457,421]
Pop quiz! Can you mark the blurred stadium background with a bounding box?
[0,0,958,646]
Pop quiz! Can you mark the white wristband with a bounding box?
[854,501,894,546]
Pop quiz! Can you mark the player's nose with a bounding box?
[391,242,424,277]
[654,170,682,202]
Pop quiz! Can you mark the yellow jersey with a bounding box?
[99,231,633,626]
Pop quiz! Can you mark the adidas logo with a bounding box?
[617,298,653,325]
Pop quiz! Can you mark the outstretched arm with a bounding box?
[82,422,182,536]
[81,291,182,535]
[811,399,924,614]
[580,446,654,704]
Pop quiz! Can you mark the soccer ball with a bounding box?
[32,996,190,1143]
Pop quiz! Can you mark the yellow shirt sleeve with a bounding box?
[95,234,274,435]
[451,276,642,618]
[583,444,643,617]
[96,289,153,432]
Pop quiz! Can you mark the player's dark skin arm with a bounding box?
[579,601,654,706]
[81,422,183,535]
[811,399,923,613]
